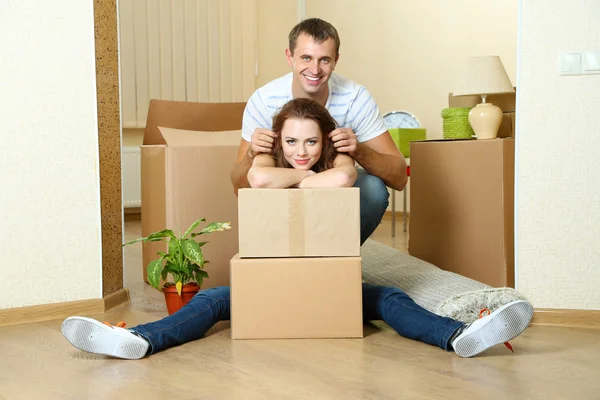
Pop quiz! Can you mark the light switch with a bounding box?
[559,53,581,75]
[582,51,600,74]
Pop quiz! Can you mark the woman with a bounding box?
[62,99,534,360]
[247,97,357,190]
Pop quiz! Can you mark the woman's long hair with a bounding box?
[271,98,338,173]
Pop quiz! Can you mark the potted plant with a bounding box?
[124,218,232,315]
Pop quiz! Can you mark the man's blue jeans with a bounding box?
[353,168,389,245]
[132,170,463,354]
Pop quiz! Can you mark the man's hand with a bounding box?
[249,128,277,157]
[329,128,358,155]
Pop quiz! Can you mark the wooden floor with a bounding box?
[1,217,600,399]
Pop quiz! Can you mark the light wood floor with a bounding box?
[1,217,599,400]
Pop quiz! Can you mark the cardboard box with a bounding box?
[143,99,246,145]
[238,188,360,258]
[448,89,516,112]
[408,138,515,288]
[497,112,516,138]
[230,254,363,339]
[140,99,246,288]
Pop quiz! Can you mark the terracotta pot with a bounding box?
[163,283,200,315]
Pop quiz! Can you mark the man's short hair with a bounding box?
[288,18,340,56]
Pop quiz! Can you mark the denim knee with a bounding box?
[356,171,389,211]
[191,286,230,303]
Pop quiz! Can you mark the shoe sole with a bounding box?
[62,317,148,360]
[453,300,534,358]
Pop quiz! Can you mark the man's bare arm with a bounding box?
[351,132,407,191]
[231,139,253,196]
[329,128,407,191]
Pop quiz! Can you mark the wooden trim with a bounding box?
[124,207,141,221]
[94,0,124,297]
[382,210,409,220]
[532,308,600,329]
[103,288,130,311]
[0,289,131,327]
[0,299,104,327]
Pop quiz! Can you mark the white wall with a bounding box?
[0,1,102,308]
[305,0,518,140]
[517,0,600,309]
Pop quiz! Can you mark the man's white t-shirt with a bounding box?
[242,73,387,143]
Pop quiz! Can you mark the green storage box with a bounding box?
[388,128,427,158]
[441,107,474,139]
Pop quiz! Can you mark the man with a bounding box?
[231,18,407,244]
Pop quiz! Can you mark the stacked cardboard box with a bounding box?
[408,88,516,288]
[230,188,364,339]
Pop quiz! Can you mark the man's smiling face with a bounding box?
[286,33,339,102]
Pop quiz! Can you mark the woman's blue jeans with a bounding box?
[131,170,463,354]
[132,284,463,355]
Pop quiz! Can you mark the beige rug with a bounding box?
[360,239,524,323]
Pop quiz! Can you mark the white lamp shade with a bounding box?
[453,56,515,97]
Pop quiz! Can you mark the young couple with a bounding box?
[62,18,533,360]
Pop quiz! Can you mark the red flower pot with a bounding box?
[163,283,200,315]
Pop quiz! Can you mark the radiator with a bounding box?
[121,146,141,208]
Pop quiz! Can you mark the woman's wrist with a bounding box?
[298,170,316,188]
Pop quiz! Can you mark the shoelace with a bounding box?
[102,320,127,328]
[479,308,514,353]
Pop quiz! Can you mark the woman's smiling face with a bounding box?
[280,118,323,170]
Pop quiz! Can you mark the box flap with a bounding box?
[157,126,241,147]
[143,99,246,145]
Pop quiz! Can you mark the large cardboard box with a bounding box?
[408,138,515,288]
[230,254,363,339]
[238,188,360,258]
[140,100,246,288]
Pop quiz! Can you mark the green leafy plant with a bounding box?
[123,218,232,296]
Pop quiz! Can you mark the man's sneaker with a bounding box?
[62,316,149,360]
[452,300,534,358]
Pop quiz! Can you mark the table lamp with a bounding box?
[452,56,514,140]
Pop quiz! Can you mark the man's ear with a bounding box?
[285,48,293,67]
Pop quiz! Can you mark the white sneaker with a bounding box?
[62,316,149,360]
[452,300,534,358]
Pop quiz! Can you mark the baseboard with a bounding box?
[124,207,141,220]
[0,288,131,327]
[382,210,409,220]
[532,308,600,329]
[103,288,131,311]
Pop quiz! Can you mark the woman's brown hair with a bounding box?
[271,98,338,173]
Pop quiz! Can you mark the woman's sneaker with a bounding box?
[452,300,534,358]
[62,316,149,360]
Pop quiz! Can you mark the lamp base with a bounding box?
[468,103,502,140]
